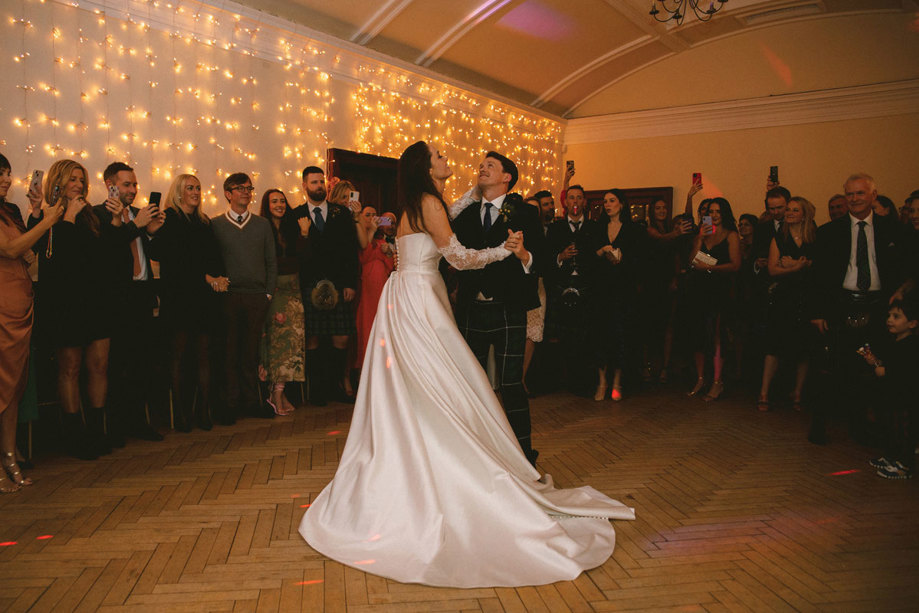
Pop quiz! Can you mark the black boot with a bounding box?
[330,347,355,403]
[84,407,113,456]
[306,348,326,406]
[61,412,99,461]
[195,398,213,431]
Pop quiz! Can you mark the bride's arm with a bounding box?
[423,195,511,270]
[447,186,481,220]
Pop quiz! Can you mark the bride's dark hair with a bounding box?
[398,140,447,234]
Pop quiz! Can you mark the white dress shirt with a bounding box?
[842,211,881,292]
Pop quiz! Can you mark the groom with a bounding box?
[453,151,546,465]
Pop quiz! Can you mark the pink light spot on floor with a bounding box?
[290,494,300,499]
[0,541,17,547]
[328,430,341,435]
[296,579,324,585]
[354,559,376,565]
[300,504,311,508]
[829,469,860,476]
[36,535,54,540]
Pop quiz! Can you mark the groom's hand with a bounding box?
[506,229,530,264]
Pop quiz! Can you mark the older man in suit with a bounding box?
[452,151,545,466]
[808,172,905,444]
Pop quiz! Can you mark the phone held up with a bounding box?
[349,190,360,203]
[30,170,43,193]
[692,172,702,187]
[769,165,779,184]
[701,215,714,236]
[377,216,393,227]
[566,160,574,174]
[148,191,162,210]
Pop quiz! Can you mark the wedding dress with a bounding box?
[298,230,635,588]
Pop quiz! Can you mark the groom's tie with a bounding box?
[483,202,493,233]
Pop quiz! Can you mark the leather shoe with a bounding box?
[130,425,164,442]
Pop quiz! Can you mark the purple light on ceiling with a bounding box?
[495,1,575,41]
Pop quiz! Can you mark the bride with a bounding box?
[298,141,635,588]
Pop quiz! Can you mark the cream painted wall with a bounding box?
[573,13,919,117]
[564,113,919,225]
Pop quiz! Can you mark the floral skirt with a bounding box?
[260,274,306,384]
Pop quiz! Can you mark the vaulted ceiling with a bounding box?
[234,0,913,118]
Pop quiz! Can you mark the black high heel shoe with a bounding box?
[687,377,705,397]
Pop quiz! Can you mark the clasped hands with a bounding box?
[206,274,230,292]
[503,229,528,260]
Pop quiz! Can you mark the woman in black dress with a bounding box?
[30,159,118,459]
[148,174,225,431]
[685,197,741,401]
[591,190,644,401]
[756,197,817,411]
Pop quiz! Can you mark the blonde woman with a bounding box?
[29,159,114,459]
[757,196,817,411]
[147,174,226,431]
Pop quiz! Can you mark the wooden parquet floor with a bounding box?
[2,386,918,612]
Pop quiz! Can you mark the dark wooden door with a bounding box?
[327,148,398,215]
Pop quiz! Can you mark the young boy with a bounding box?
[861,297,919,479]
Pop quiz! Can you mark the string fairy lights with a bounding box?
[2,0,562,212]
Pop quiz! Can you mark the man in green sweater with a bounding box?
[211,172,277,424]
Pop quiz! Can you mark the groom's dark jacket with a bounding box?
[452,193,547,316]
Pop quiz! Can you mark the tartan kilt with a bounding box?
[303,282,356,336]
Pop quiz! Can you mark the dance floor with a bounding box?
[1,385,917,612]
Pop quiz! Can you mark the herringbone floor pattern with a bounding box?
[1,386,917,612]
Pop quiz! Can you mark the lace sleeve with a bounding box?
[447,188,477,220]
[438,234,511,270]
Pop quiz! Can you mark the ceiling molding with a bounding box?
[564,79,919,144]
[415,0,512,67]
[350,0,415,46]
[532,35,654,107]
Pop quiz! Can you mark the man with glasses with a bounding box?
[211,172,277,424]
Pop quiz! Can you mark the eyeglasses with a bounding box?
[231,186,255,193]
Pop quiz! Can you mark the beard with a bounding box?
[307,186,327,203]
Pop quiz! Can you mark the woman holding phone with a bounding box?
[685,197,741,401]
[148,174,225,431]
[258,188,304,416]
[0,154,63,490]
[354,204,395,373]
[29,159,117,459]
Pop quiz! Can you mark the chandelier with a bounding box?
[649,0,728,25]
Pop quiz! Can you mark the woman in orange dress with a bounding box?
[0,153,62,492]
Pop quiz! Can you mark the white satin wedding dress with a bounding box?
[298,231,635,588]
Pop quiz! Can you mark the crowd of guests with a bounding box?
[0,148,917,493]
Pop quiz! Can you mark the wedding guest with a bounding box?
[147,174,225,431]
[211,172,277,424]
[733,213,759,382]
[859,298,918,480]
[259,189,304,416]
[827,194,848,221]
[872,195,897,218]
[644,198,691,382]
[294,166,360,406]
[0,153,62,490]
[94,162,165,444]
[591,190,644,401]
[29,160,114,459]
[354,204,394,372]
[523,196,548,394]
[685,197,741,401]
[757,197,817,411]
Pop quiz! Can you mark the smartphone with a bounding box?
[108,184,119,200]
[349,190,360,202]
[148,191,162,210]
[49,185,61,205]
[30,169,43,192]
[566,160,574,173]
[377,216,392,227]
[692,172,702,186]
[702,215,713,235]
[769,165,779,183]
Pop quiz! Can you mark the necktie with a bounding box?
[571,221,581,233]
[123,208,141,278]
[483,202,493,233]
[237,214,244,223]
[856,220,870,291]
[313,207,325,232]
